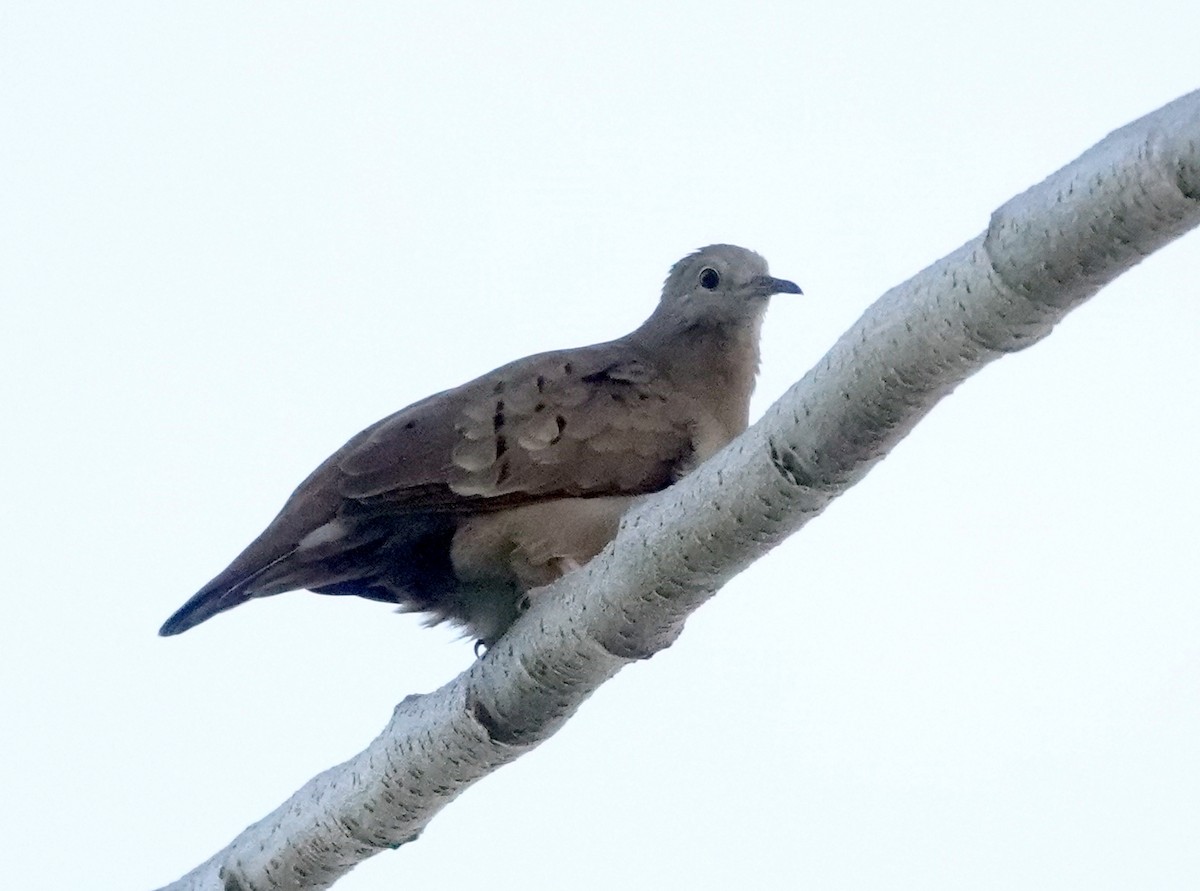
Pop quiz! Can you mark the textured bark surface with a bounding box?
[160,89,1200,891]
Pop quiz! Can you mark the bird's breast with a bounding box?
[450,495,640,591]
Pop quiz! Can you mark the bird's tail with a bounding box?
[158,575,258,636]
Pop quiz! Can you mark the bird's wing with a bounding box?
[157,343,701,637]
[337,342,697,510]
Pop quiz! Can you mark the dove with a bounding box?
[159,244,801,645]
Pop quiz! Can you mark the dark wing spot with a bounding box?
[550,415,566,445]
[495,434,507,458]
[493,400,505,432]
[563,362,573,375]
[493,380,506,395]
[496,459,511,486]
[534,402,546,412]
[536,375,546,393]
[582,363,641,386]
[404,420,417,429]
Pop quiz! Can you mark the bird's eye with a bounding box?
[699,267,720,289]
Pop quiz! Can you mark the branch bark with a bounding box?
[159,89,1200,891]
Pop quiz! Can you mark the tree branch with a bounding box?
[159,89,1200,891]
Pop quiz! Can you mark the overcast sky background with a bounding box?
[4,3,1199,889]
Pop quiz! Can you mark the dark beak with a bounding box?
[752,275,803,296]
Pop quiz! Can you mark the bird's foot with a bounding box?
[557,556,584,575]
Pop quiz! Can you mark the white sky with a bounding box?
[3,3,1199,889]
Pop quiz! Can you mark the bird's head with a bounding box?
[654,244,802,331]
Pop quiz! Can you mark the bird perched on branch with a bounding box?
[160,244,801,645]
